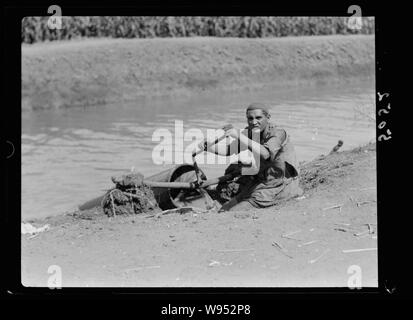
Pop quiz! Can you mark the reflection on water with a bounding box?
[22,81,375,219]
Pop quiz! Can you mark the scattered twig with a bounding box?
[357,233,370,239]
[147,206,207,219]
[208,260,232,267]
[217,248,255,253]
[356,200,376,207]
[208,260,221,267]
[298,240,319,247]
[322,204,344,211]
[282,230,301,237]
[281,230,302,241]
[354,230,369,237]
[124,265,160,272]
[272,241,283,250]
[281,235,301,241]
[342,248,377,253]
[309,249,330,264]
[366,224,374,234]
[272,241,293,259]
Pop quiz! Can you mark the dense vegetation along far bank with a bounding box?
[22,16,374,44]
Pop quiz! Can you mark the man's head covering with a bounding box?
[245,102,270,116]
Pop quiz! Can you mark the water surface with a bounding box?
[22,81,375,219]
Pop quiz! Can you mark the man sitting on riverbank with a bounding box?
[203,102,303,211]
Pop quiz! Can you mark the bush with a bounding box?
[21,16,375,44]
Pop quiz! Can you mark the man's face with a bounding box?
[246,109,269,133]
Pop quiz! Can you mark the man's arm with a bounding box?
[205,139,232,156]
[221,127,270,159]
[261,130,287,161]
[235,128,286,162]
[238,133,270,160]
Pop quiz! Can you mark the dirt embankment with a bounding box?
[22,35,375,111]
[22,143,377,287]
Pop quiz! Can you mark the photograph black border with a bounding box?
[2,0,408,305]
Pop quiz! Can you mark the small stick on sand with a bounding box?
[272,241,283,249]
[356,200,376,207]
[282,230,301,237]
[367,224,374,234]
[298,240,319,247]
[309,249,330,264]
[357,233,370,239]
[153,209,175,219]
[124,265,161,272]
[354,230,369,237]
[147,206,206,219]
[322,204,344,211]
[217,248,255,253]
[342,248,377,253]
[272,241,293,259]
[281,235,301,241]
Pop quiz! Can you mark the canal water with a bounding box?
[22,81,375,219]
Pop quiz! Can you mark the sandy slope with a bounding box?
[22,35,375,110]
[22,143,377,287]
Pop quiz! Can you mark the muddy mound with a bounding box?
[102,173,160,217]
[299,142,375,191]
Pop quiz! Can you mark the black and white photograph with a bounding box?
[18,13,379,288]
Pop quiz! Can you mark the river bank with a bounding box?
[22,35,375,111]
[22,143,377,287]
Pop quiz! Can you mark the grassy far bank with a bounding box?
[22,35,375,111]
[22,143,377,287]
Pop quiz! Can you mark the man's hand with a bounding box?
[193,124,234,157]
[224,126,239,139]
[192,141,206,157]
[196,140,207,151]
